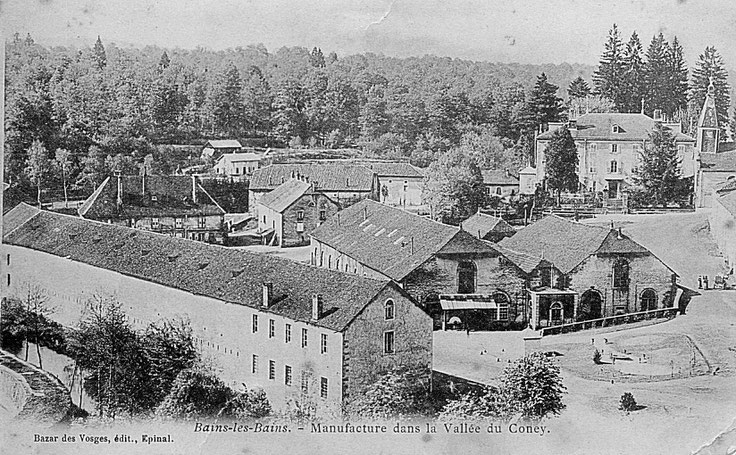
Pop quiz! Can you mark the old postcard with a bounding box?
[1,1,735,454]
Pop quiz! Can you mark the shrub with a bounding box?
[593,349,602,364]
[619,392,637,413]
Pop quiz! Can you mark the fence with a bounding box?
[539,307,679,336]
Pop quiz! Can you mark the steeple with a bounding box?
[696,76,719,155]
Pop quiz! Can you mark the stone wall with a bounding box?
[342,285,432,403]
[709,199,736,274]
[569,253,676,316]
[281,194,340,247]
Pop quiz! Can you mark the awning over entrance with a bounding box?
[439,294,500,311]
[528,288,578,296]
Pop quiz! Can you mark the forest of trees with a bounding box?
[4,28,734,208]
[4,33,591,201]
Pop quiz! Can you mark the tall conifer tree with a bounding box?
[593,24,625,110]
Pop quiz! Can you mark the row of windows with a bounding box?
[296,210,327,221]
[150,217,207,229]
[252,315,329,353]
[250,356,329,398]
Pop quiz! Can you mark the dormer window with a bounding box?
[151,195,158,202]
[612,124,621,133]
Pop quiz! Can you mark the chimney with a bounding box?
[262,282,273,308]
[191,175,197,202]
[291,170,296,179]
[506,169,511,177]
[312,294,323,320]
[653,109,663,121]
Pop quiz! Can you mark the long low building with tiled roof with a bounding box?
[3,203,432,414]
[310,199,533,330]
[249,163,379,211]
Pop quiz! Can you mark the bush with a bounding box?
[619,392,637,413]
[593,349,602,364]
[348,367,434,419]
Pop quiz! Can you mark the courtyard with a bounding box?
[434,210,736,454]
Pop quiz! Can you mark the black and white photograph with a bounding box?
[1,1,735,454]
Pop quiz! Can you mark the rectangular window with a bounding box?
[252,354,258,374]
[252,314,258,333]
[610,161,618,173]
[320,377,328,399]
[269,360,275,380]
[151,217,160,229]
[6,254,9,266]
[285,365,292,386]
[296,210,305,221]
[319,210,327,221]
[499,305,509,320]
[285,323,292,343]
[611,144,618,154]
[269,319,275,338]
[301,371,309,393]
[588,152,597,173]
[6,274,10,287]
[320,334,327,354]
[384,331,395,354]
[198,216,206,228]
[175,218,183,229]
[302,328,308,348]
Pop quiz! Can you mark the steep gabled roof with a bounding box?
[698,85,719,130]
[493,244,546,274]
[258,179,312,213]
[461,212,516,239]
[499,215,667,274]
[499,215,611,274]
[78,175,225,219]
[716,190,736,218]
[204,140,242,149]
[311,199,498,281]
[362,162,425,178]
[537,113,695,142]
[216,152,261,164]
[250,164,375,192]
[482,169,519,185]
[5,204,402,332]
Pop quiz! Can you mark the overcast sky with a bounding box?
[2,0,735,68]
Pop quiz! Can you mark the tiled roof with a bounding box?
[204,140,242,149]
[698,89,718,129]
[461,212,516,239]
[499,215,664,273]
[482,170,519,185]
[311,200,499,281]
[537,113,695,142]
[499,215,611,273]
[5,204,402,332]
[493,244,545,274]
[216,152,261,163]
[362,162,425,178]
[250,164,375,192]
[716,190,736,218]
[700,151,736,172]
[258,179,312,213]
[596,230,650,255]
[78,175,225,219]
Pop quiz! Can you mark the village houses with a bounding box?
[249,164,379,212]
[213,152,262,178]
[201,139,243,160]
[3,204,433,414]
[256,175,341,247]
[78,174,227,244]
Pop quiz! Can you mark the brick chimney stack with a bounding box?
[262,282,273,308]
[312,294,323,320]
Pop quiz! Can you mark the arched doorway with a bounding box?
[550,301,564,326]
[457,261,477,294]
[579,289,603,321]
[640,289,657,311]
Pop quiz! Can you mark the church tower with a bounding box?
[696,78,720,155]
